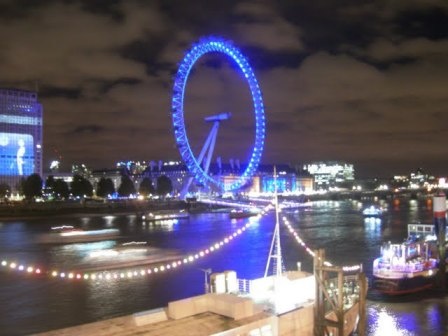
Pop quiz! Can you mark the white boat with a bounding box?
[372,224,441,295]
[362,205,385,217]
[86,241,149,260]
[141,209,189,221]
[36,226,120,244]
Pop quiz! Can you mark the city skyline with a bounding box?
[1,1,447,179]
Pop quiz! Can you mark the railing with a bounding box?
[408,224,435,237]
[237,278,251,294]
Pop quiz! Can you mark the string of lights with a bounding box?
[0,202,361,281]
[0,221,253,281]
[0,204,274,282]
[280,214,362,272]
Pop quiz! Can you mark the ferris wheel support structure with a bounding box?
[180,113,231,199]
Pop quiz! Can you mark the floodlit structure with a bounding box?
[171,37,265,196]
[0,88,43,191]
[304,161,354,189]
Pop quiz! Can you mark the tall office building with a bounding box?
[0,88,43,192]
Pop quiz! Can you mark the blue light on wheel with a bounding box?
[171,37,265,192]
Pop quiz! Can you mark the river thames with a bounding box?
[0,198,446,335]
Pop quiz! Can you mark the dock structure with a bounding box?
[433,192,447,290]
[35,267,365,336]
[313,249,367,336]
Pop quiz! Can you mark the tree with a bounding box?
[156,175,173,197]
[0,183,11,198]
[71,174,93,198]
[117,175,136,197]
[139,177,155,196]
[96,177,115,198]
[53,179,70,199]
[44,175,56,199]
[45,175,55,190]
[23,173,43,200]
[16,177,26,196]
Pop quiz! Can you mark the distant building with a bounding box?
[303,161,354,189]
[116,160,150,175]
[91,168,126,192]
[140,162,312,195]
[257,164,297,193]
[72,163,92,179]
[409,168,435,188]
[0,88,43,192]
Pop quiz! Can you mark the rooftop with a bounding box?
[36,308,271,336]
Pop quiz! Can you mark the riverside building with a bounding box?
[0,88,43,192]
[304,161,354,189]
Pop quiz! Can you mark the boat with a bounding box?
[362,205,385,217]
[279,200,313,211]
[371,224,440,295]
[36,225,120,244]
[141,209,189,221]
[86,241,150,260]
[228,208,259,219]
[81,244,184,271]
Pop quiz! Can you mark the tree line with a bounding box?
[0,173,173,201]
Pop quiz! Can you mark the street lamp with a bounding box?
[199,268,212,294]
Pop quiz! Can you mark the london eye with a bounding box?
[171,37,265,196]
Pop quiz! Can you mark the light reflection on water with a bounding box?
[369,306,414,336]
[0,199,446,335]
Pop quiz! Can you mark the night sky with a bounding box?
[1,0,447,179]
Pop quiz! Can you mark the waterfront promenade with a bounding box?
[0,199,189,219]
[0,185,440,220]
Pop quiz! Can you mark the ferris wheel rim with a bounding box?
[171,37,265,192]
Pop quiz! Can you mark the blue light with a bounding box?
[171,37,266,192]
[0,133,35,176]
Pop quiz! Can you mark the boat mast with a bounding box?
[264,165,283,278]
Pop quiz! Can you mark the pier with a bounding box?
[38,271,365,336]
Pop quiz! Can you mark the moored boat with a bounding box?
[372,224,439,295]
[228,208,259,219]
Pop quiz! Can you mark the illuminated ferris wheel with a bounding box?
[171,37,265,196]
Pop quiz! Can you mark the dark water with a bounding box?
[0,199,446,335]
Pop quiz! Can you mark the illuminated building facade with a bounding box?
[0,88,43,191]
[304,161,354,189]
[90,161,315,197]
[259,165,297,193]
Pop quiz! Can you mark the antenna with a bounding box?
[264,165,284,278]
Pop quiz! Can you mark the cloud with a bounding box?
[358,38,448,63]
[257,42,448,173]
[0,0,447,177]
[0,2,163,86]
[233,1,304,52]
